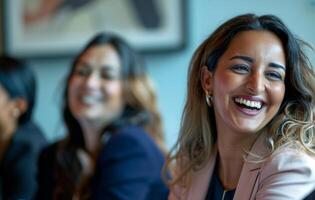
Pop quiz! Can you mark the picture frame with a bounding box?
[3,0,187,58]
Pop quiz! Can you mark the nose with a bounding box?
[86,72,101,89]
[246,71,265,94]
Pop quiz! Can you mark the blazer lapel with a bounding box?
[234,161,261,200]
[187,148,217,200]
[176,133,270,200]
[234,133,270,200]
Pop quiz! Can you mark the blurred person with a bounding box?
[35,32,168,200]
[0,56,47,200]
[166,14,315,200]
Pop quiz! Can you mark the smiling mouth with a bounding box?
[81,95,104,105]
[234,97,264,110]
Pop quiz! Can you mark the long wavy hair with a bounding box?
[166,13,315,187]
[54,33,165,199]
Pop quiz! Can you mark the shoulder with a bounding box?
[4,122,47,162]
[257,146,315,199]
[109,125,153,144]
[12,121,47,150]
[92,125,169,199]
[98,125,165,172]
[103,125,163,159]
[261,147,315,177]
[94,125,165,182]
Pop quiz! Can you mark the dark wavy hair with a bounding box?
[0,56,36,124]
[54,32,164,199]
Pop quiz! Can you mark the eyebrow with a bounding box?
[230,55,286,71]
[269,63,286,71]
[76,61,91,69]
[230,55,254,63]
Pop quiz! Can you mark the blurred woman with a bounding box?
[0,56,47,200]
[35,32,168,200]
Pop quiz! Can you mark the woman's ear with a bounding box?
[201,65,213,93]
[11,98,28,118]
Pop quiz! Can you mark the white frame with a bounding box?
[4,0,186,57]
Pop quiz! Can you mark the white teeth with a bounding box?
[81,95,103,104]
[250,101,255,107]
[234,97,262,109]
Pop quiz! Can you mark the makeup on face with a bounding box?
[210,30,286,135]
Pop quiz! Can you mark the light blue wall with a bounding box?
[30,0,315,148]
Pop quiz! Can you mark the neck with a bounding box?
[0,126,16,162]
[79,120,104,157]
[0,138,11,162]
[216,127,257,190]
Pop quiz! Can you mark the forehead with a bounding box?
[78,44,121,69]
[224,30,284,56]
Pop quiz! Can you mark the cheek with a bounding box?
[105,82,123,100]
[214,72,242,98]
[68,79,80,105]
[269,83,285,107]
[213,75,240,116]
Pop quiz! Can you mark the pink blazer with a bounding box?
[169,134,315,200]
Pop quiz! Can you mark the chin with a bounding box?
[73,110,97,121]
[233,117,267,131]
[233,122,265,135]
[230,125,254,134]
[238,128,261,135]
[81,113,102,121]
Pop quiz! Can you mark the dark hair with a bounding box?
[0,56,36,124]
[166,13,315,186]
[55,32,164,198]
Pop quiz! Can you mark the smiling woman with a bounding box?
[68,44,124,135]
[206,30,286,136]
[35,32,168,200]
[165,13,315,200]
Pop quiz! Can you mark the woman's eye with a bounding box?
[265,71,283,81]
[101,69,120,80]
[101,72,115,80]
[74,67,90,76]
[231,64,250,74]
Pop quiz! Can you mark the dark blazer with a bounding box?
[35,125,169,200]
[304,190,315,200]
[0,121,47,200]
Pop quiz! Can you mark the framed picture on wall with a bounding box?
[3,0,187,57]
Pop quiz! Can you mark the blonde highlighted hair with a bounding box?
[165,13,315,187]
[124,74,166,152]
